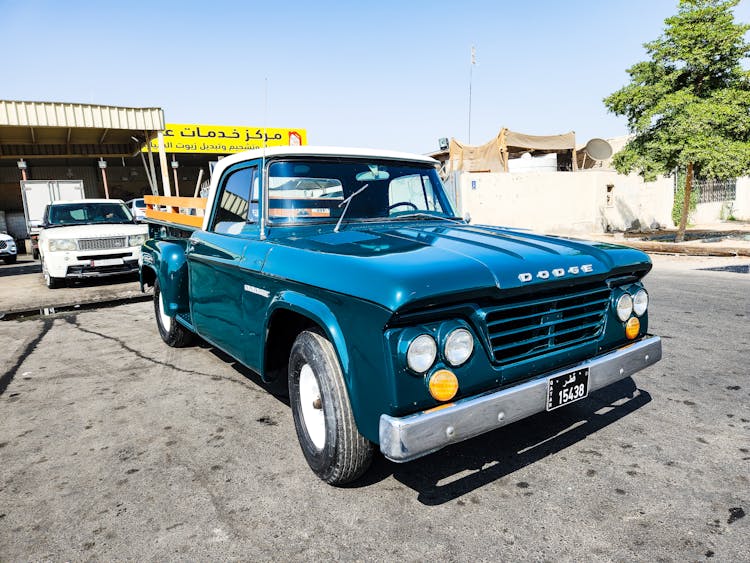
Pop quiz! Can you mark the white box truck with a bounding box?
[21,180,85,258]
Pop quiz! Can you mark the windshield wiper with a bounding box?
[389,212,466,224]
[334,183,369,233]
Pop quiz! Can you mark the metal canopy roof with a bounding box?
[0,100,165,159]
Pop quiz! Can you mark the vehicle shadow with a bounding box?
[200,339,649,503]
[354,378,650,505]
[203,342,291,406]
[0,257,41,277]
[64,273,141,288]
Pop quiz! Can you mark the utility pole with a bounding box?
[468,45,476,144]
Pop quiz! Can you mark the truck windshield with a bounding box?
[47,202,133,226]
[267,159,455,224]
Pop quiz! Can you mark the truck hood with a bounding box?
[0,232,13,242]
[39,223,147,240]
[264,222,651,311]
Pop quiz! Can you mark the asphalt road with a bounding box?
[1,255,748,561]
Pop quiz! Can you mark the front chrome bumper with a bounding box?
[379,335,662,463]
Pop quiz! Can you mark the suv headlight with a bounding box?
[444,328,474,366]
[128,234,147,247]
[48,239,77,252]
[407,334,437,373]
[633,289,648,316]
[615,293,633,322]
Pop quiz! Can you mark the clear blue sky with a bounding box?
[2,0,749,153]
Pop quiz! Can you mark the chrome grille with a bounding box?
[78,237,127,251]
[482,282,611,365]
[0,241,6,249]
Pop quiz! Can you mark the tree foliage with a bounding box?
[604,0,750,184]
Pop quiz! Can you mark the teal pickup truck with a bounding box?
[140,146,662,485]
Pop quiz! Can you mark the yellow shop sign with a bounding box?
[144,123,307,154]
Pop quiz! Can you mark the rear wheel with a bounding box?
[289,330,374,485]
[154,278,194,347]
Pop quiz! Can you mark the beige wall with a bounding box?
[733,177,750,220]
[457,171,674,234]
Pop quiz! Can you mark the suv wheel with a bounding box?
[42,258,65,289]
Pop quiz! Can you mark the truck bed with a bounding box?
[144,195,206,229]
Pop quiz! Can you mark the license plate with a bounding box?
[91,258,123,267]
[546,368,589,411]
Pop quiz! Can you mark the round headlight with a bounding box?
[633,289,648,316]
[444,328,474,366]
[616,293,633,322]
[407,334,437,373]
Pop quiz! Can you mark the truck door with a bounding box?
[189,163,266,362]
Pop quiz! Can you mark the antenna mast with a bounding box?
[468,45,476,144]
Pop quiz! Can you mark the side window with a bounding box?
[388,174,440,212]
[211,166,258,234]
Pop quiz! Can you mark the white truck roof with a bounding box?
[211,146,438,181]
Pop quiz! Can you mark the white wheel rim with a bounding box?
[158,291,172,332]
[299,363,326,450]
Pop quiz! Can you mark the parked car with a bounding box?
[0,231,17,264]
[140,146,662,485]
[125,198,147,222]
[38,199,147,288]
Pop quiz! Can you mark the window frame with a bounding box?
[208,160,261,234]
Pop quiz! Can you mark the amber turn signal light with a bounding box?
[429,369,459,402]
[625,316,640,340]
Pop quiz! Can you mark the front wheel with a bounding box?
[41,258,65,289]
[289,330,374,485]
[153,278,194,347]
[2,255,16,265]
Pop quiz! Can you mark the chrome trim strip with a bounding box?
[379,335,662,463]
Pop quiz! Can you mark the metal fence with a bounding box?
[675,176,737,203]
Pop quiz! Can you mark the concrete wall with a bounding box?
[456,170,674,234]
[732,177,750,220]
[689,178,750,223]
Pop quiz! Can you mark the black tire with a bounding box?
[32,248,39,260]
[154,278,194,347]
[288,330,374,485]
[3,255,16,264]
[41,258,65,289]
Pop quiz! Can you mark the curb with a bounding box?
[605,239,750,257]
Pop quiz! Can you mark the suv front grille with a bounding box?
[78,237,126,251]
[482,282,611,365]
[0,241,6,249]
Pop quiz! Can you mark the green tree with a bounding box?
[604,0,750,241]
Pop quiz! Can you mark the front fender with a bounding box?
[265,290,351,377]
[264,289,394,444]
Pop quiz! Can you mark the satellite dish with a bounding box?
[584,138,613,161]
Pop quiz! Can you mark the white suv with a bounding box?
[38,199,148,288]
[125,197,147,222]
[0,232,17,264]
